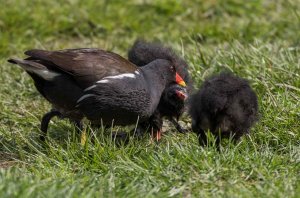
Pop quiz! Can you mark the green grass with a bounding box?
[0,0,299,197]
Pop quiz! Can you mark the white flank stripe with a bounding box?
[105,73,136,80]
[96,79,109,83]
[84,85,97,91]
[95,72,138,85]
[77,94,97,103]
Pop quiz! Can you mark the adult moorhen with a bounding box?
[128,40,193,134]
[189,72,258,148]
[8,48,186,141]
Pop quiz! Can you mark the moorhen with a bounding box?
[189,72,258,148]
[128,40,193,134]
[8,48,186,140]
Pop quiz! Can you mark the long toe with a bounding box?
[151,129,162,142]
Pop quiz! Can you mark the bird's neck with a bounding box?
[140,67,167,114]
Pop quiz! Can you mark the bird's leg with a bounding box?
[169,117,188,133]
[148,110,163,142]
[112,131,130,145]
[74,120,84,133]
[232,132,243,144]
[192,121,208,146]
[151,128,162,141]
[112,123,148,145]
[197,129,208,147]
[132,123,148,139]
[73,120,87,145]
[40,110,61,141]
[215,136,221,151]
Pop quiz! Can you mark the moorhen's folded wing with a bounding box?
[25,48,138,88]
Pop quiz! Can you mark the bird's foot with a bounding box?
[151,129,162,142]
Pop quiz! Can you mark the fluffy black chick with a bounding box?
[128,40,192,134]
[189,72,258,147]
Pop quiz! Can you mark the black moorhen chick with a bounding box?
[8,48,186,141]
[189,72,258,148]
[128,40,193,134]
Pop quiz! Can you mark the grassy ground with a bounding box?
[0,0,299,197]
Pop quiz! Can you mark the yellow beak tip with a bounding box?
[179,81,186,87]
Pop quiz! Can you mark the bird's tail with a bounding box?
[7,58,60,81]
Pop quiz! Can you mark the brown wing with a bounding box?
[24,48,138,88]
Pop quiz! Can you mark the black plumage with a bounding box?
[8,48,185,140]
[128,40,192,92]
[189,72,258,147]
[77,59,180,126]
[128,40,192,134]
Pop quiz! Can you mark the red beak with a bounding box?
[175,73,186,87]
[175,90,187,100]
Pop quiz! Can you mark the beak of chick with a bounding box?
[175,73,186,87]
[175,90,187,101]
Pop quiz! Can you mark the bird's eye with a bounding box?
[170,65,176,72]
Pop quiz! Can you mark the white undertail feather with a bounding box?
[15,60,61,81]
[34,70,61,81]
